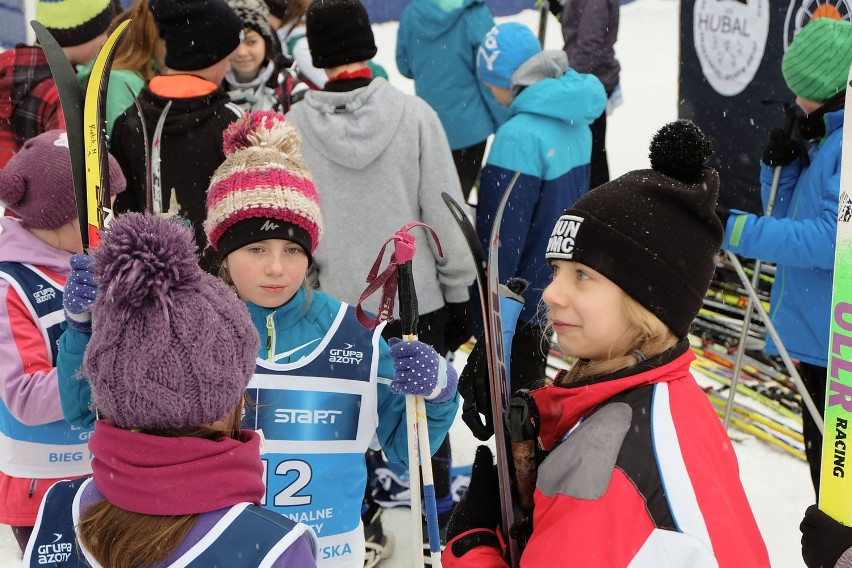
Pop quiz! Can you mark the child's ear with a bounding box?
[0,171,27,208]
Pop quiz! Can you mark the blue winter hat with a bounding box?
[476,23,541,89]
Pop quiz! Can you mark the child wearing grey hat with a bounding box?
[222,0,295,112]
[25,213,319,568]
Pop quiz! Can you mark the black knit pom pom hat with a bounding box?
[545,120,723,339]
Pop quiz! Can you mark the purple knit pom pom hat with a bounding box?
[83,213,259,430]
[205,110,323,262]
[0,130,125,230]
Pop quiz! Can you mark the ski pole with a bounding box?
[536,0,549,48]
[354,223,444,566]
[725,250,824,433]
[151,101,172,215]
[723,102,796,430]
[398,257,442,567]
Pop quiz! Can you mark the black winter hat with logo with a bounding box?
[150,0,242,71]
[305,0,377,69]
[545,120,723,339]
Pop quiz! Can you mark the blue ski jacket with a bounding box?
[723,108,843,367]
[396,0,507,150]
[477,52,606,324]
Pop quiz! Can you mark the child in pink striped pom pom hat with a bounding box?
[204,110,460,568]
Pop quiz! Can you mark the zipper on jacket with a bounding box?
[28,479,37,498]
[266,313,275,362]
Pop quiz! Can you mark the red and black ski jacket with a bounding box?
[446,342,770,567]
[0,46,66,168]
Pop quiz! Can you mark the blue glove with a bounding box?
[63,254,97,333]
[388,338,458,403]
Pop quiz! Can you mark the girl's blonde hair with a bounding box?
[556,294,678,384]
[109,0,161,80]
[77,396,246,568]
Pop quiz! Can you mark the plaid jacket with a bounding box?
[0,46,66,168]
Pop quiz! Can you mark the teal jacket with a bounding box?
[246,287,458,463]
[396,0,507,149]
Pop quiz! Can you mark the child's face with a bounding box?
[229,29,266,79]
[224,239,308,308]
[486,83,513,108]
[543,260,635,363]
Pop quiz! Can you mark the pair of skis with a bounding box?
[442,173,524,568]
[31,18,172,248]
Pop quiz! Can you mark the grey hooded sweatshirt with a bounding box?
[286,78,475,316]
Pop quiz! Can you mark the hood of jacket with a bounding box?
[530,343,693,451]
[508,50,607,127]
[290,78,405,170]
[404,0,483,39]
[139,76,236,136]
[0,216,73,274]
[0,46,55,121]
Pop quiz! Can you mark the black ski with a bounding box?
[31,21,87,247]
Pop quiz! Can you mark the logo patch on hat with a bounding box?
[477,27,501,72]
[260,220,280,231]
[546,215,584,259]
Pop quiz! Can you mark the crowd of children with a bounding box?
[0,0,849,566]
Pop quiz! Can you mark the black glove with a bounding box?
[715,205,731,229]
[458,337,494,440]
[446,446,502,556]
[547,0,564,18]
[762,128,800,167]
[444,300,474,354]
[801,504,852,568]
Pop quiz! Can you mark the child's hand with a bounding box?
[388,338,458,403]
[64,254,97,333]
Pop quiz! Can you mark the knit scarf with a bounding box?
[88,420,265,515]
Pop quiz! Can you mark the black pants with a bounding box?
[589,104,610,189]
[452,141,488,203]
[13,525,33,553]
[798,362,827,497]
[381,308,453,514]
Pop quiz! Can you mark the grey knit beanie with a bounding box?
[83,213,259,430]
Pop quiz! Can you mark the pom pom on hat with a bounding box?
[0,173,27,208]
[222,110,301,156]
[206,111,323,262]
[649,119,714,184]
[84,213,259,431]
[545,120,723,339]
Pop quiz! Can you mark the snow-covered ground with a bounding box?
[0,1,813,566]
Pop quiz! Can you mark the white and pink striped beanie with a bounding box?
[205,110,323,261]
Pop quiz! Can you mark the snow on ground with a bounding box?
[0,1,813,566]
